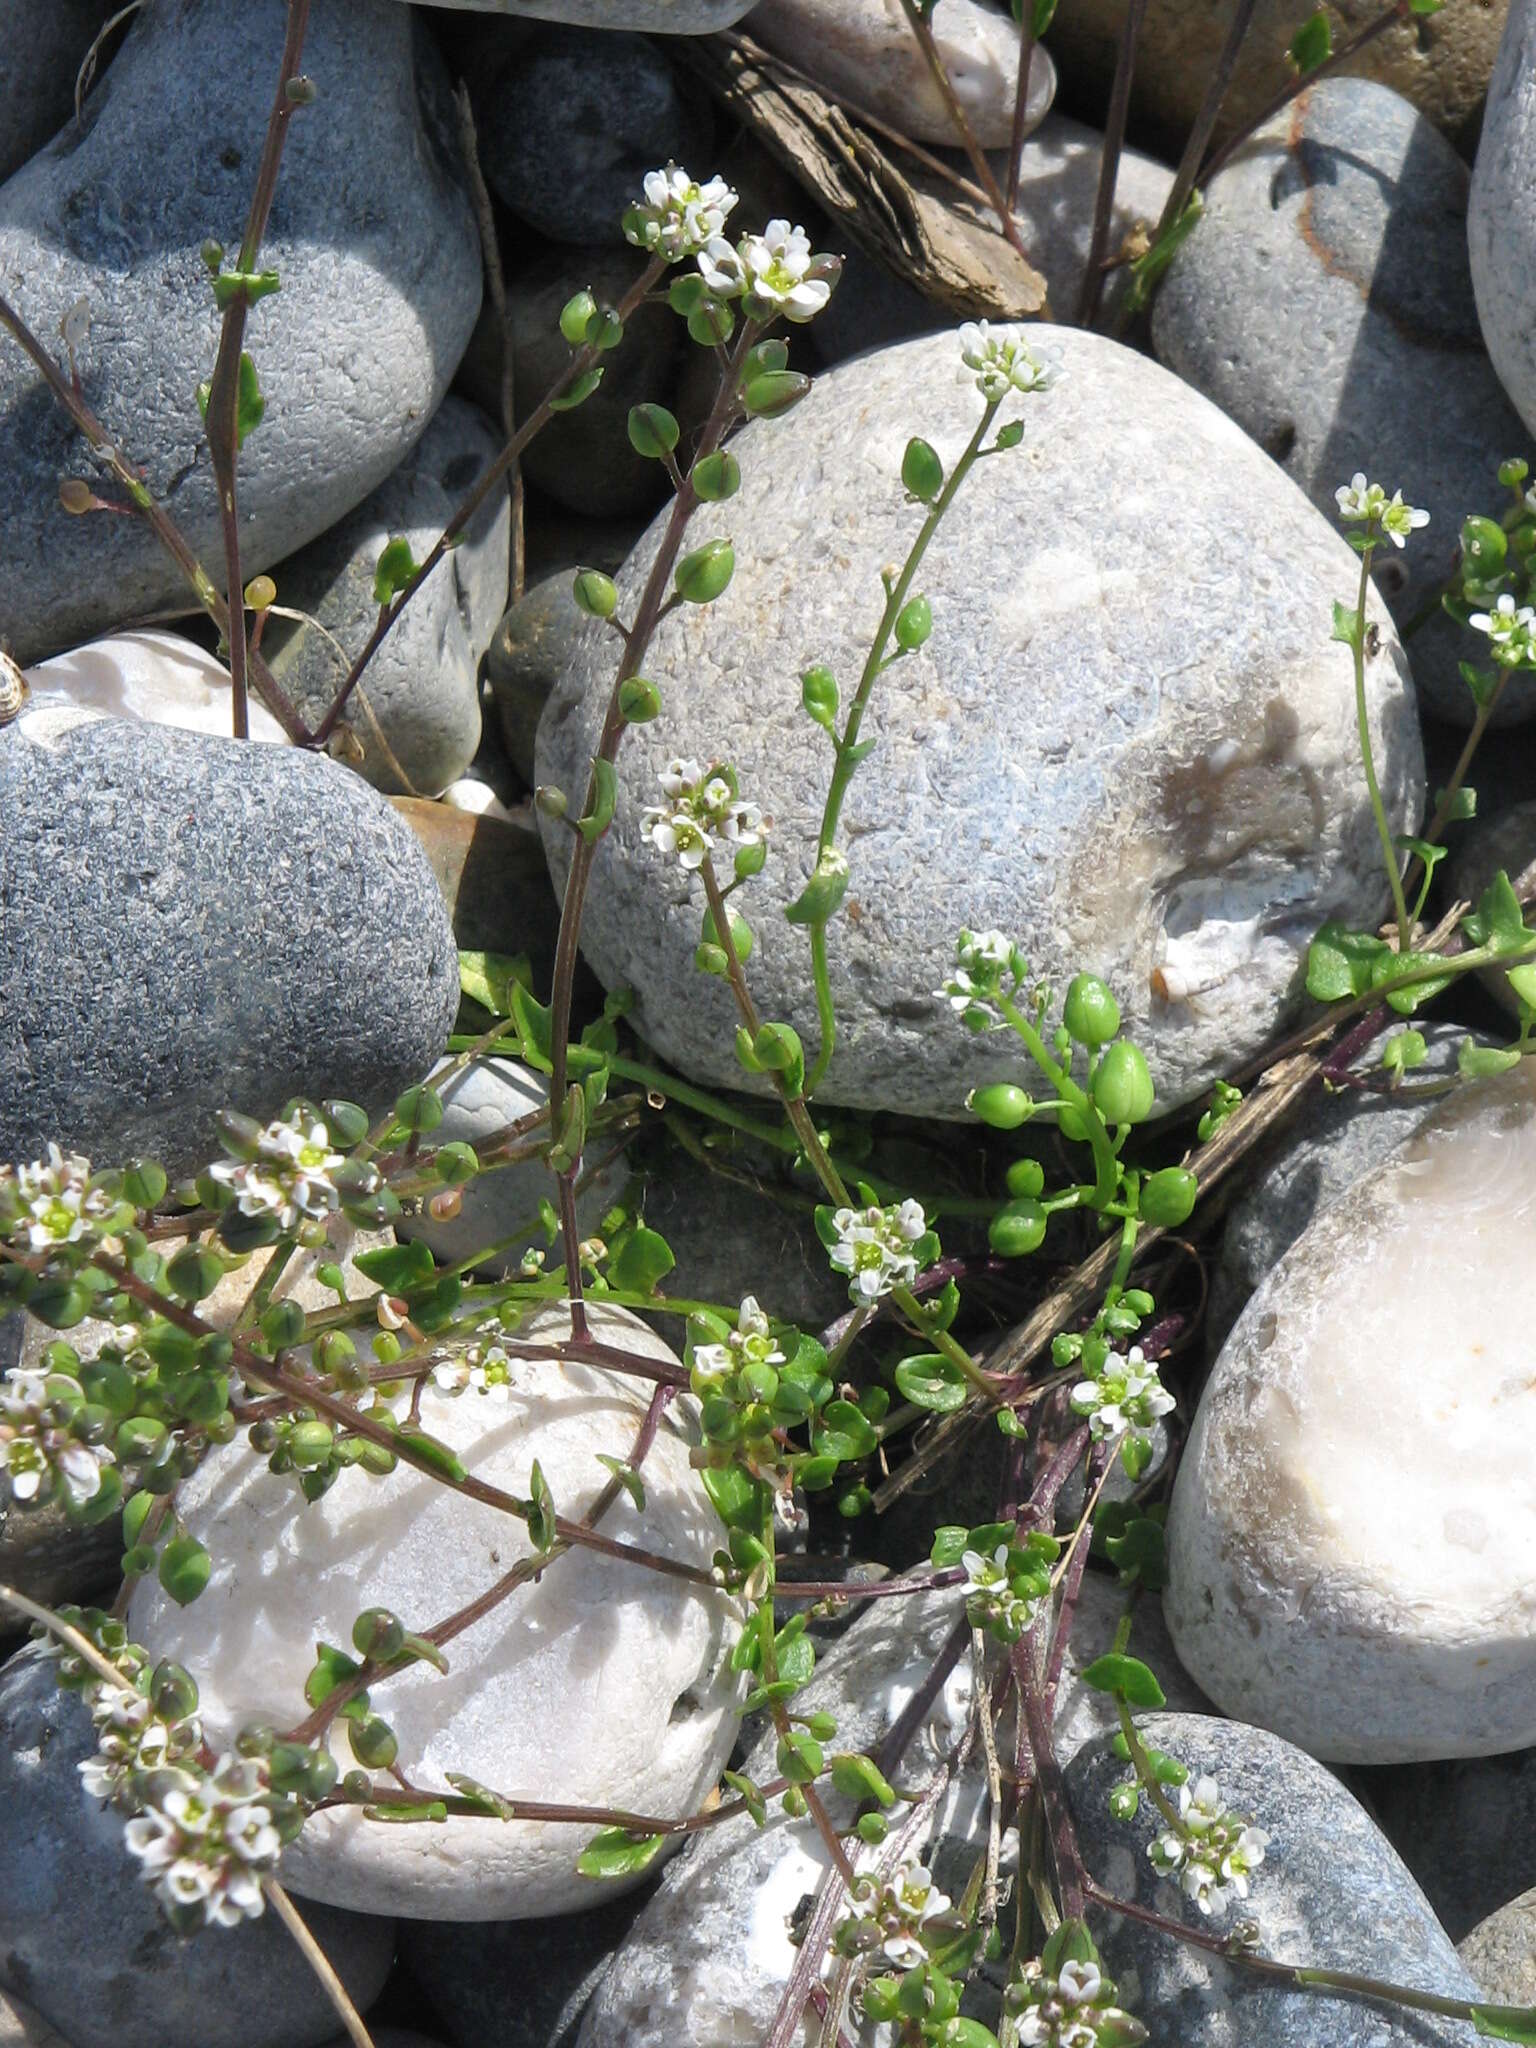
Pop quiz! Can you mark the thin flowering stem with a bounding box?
[1115,1696,1184,1834]
[996,992,1120,1210]
[1006,4,1039,214]
[1345,526,1414,951]
[1147,0,1262,255]
[806,396,1001,1096]
[1076,0,1150,327]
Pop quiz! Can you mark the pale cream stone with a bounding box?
[23,630,288,744]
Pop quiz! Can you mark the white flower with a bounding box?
[1469,590,1536,666]
[827,1197,928,1302]
[432,1333,514,1401]
[639,758,763,873]
[1011,1954,1147,2045]
[838,1849,951,1968]
[624,163,737,261]
[1334,473,1429,547]
[690,1294,786,1395]
[958,321,1060,403]
[697,219,832,323]
[121,1754,285,1929]
[936,927,1024,1028]
[960,1541,1049,1644]
[0,1366,113,1510]
[208,1108,344,1233]
[1146,1772,1269,1919]
[1,1144,118,1255]
[1070,1345,1175,1443]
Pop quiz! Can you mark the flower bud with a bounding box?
[559,290,597,345]
[284,73,318,103]
[894,595,932,649]
[967,1083,1033,1130]
[691,450,740,501]
[675,538,735,605]
[1092,1041,1155,1125]
[1460,514,1507,575]
[989,1197,1047,1257]
[1063,972,1121,1047]
[1140,1164,1198,1227]
[572,569,619,620]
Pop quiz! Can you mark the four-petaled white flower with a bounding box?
[122,1754,284,1928]
[936,927,1024,1029]
[838,1849,952,1968]
[1469,590,1536,667]
[960,1542,1048,1644]
[828,1197,928,1302]
[690,1294,787,1392]
[639,758,764,872]
[208,1108,345,1233]
[1333,473,1429,548]
[0,1366,112,1508]
[699,218,832,324]
[1070,1344,1175,1442]
[958,321,1060,403]
[1147,1771,1270,1918]
[432,1333,514,1402]
[624,163,738,262]
[1012,1953,1148,2046]
[1,1144,118,1255]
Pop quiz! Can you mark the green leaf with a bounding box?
[1458,1038,1522,1079]
[444,1772,515,1819]
[1124,193,1204,313]
[550,366,603,413]
[829,1752,897,1806]
[1435,783,1477,823]
[1471,2002,1536,2041]
[723,1768,767,1827]
[1373,948,1457,1014]
[526,1459,557,1553]
[595,1455,645,1512]
[364,1799,448,1824]
[1381,1029,1427,1074]
[211,267,281,310]
[1330,597,1363,648]
[512,981,554,1073]
[399,1632,449,1674]
[894,1353,969,1415]
[304,1641,363,1708]
[1473,870,1531,954]
[1079,1653,1166,1708]
[157,1534,210,1606]
[814,1398,879,1462]
[1306,923,1390,1001]
[577,1827,666,1879]
[372,535,420,607]
[232,352,265,447]
[1508,964,1536,1008]
[576,757,618,845]
[458,949,531,1016]
[930,1524,969,1568]
[355,1238,437,1294]
[1289,8,1333,71]
[608,1226,675,1297]
[398,1429,468,1485]
[700,1463,768,1531]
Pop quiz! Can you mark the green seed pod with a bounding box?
[734,837,767,880]
[359,1439,399,1477]
[675,538,735,605]
[572,568,619,619]
[323,1100,370,1147]
[115,1414,169,1461]
[1092,1041,1156,1126]
[315,1330,357,1378]
[1004,1157,1046,1199]
[618,676,662,723]
[172,1372,229,1426]
[1140,1165,1199,1228]
[901,437,944,503]
[1062,972,1121,1047]
[122,1159,168,1211]
[122,1542,157,1577]
[165,1245,225,1304]
[237,1721,277,1757]
[967,1083,1034,1131]
[260,1299,308,1349]
[743,339,790,378]
[667,273,709,316]
[306,1749,340,1801]
[349,1714,398,1770]
[857,1810,890,1845]
[217,1207,281,1254]
[157,1534,211,1607]
[150,1660,200,1721]
[352,1607,406,1662]
[687,301,733,347]
[989,1197,1047,1258]
[691,450,740,502]
[894,595,932,649]
[800,664,839,730]
[701,904,754,963]
[1460,514,1507,576]
[432,1141,480,1186]
[586,306,624,352]
[1499,457,1530,488]
[288,1419,336,1469]
[81,1357,135,1417]
[627,402,680,458]
[742,369,811,420]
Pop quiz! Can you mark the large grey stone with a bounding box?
[811,117,1174,362]
[1361,1750,1536,1942]
[264,399,508,797]
[0,1491,120,1647]
[1152,79,1529,729]
[0,2,116,187]
[0,0,480,665]
[1471,0,1536,441]
[580,1575,1206,2046]
[474,27,710,244]
[0,709,459,1174]
[1459,1885,1536,1999]
[400,0,754,24]
[0,1648,396,2048]
[1207,1020,1464,1350]
[1166,1064,1536,1763]
[537,326,1424,1119]
[1069,1712,1480,2047]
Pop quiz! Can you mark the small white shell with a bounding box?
[0,650,29,726]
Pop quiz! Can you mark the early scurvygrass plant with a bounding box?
[7,98,1536,2048]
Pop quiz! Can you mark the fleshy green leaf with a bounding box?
[607,1226,675,1297]
[526,1460,557,1554]
[577,1827,666,1879]
[354,1238,437,1294]
[1306,922,1390,1002]
[1471,2002,1536,2041]
[894,1353,969,1414]
[723,1768,767,1827]
[372,536,420,607]
[829,1752,896,1806]
[1458,1038,1522,1079]
[1289,8,1333,70]
[1079,1653,1166,1708]
[458,949,531,1016]
[595,1455,645,1512]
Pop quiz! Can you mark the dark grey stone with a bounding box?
[408,0,755,26]
[1152,78,1530,728]
[0,2,116,186]
[264,398,509,797]
[0,711,460,1174]
[1070,1712,1480,2046]
[1360,1750,1536,1941]
[397,1891,654,2048]
[537,326,1424,1119]
[1471,0,1536,442]
[1458,1887,1536,2003]
[475,27,710,244]
[0,0,481,664]
[0,1648,396,2048]
[0,1488,121,1648]
[1208,1021,1464,1350]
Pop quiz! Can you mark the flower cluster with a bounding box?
[936,928,1026,1030]
[0,1366,111,1508]
[960,1541,1051,1645]
[1333,474,1429,548]
[0,1144,126,1257]
[689,1294,785,1395]
[958,322,1060,403]
[1469,591,1536,666]
[208,1108,345,1233]
[623,163,738,262]
[638,758,764,872]
[431,1328,517,1402]
[78,1672,203,1803]
[1008,1959,1147,2047]
[836,1850,953,1969]
[1069,1345,1175,1443]
[827,1197,929,1302]
[124,1756,284,1929]
[698,218,832,324]
[1147,1773,1270,1916]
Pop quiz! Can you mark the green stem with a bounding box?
[997,994,1119,1211]
[805,400,1001,1094]
[1115,1695,1184,1834]
[1350,536,1413,952]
